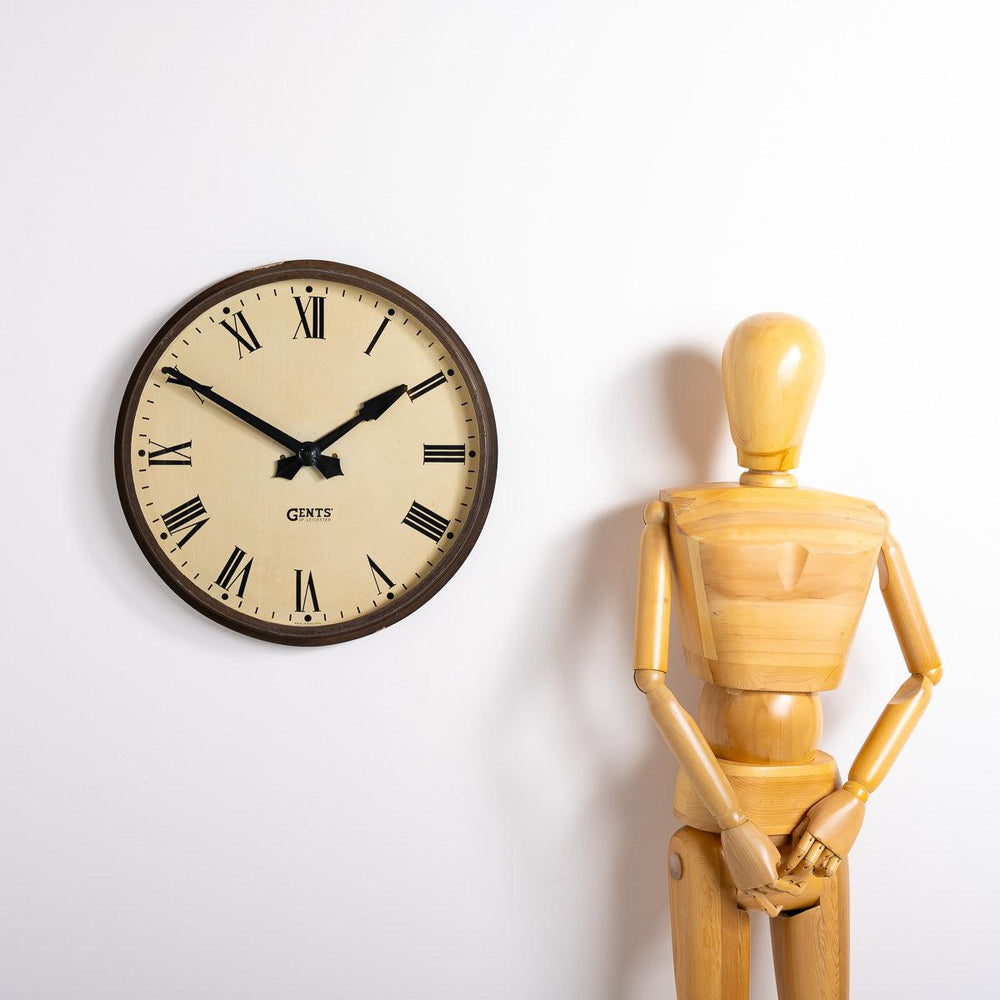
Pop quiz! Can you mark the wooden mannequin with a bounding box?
[634,314,940,999]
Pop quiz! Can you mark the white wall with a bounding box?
[3,2,998,997]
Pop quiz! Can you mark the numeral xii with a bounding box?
[293,295,325,339]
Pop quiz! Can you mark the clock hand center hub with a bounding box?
[298,441,320,467]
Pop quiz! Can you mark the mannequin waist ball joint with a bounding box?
[634,314,940,999]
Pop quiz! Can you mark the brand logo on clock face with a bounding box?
[286,507,334,522]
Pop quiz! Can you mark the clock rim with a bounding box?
[114,259,498,646]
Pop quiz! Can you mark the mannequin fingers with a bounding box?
[803,839,826,870]
[770,877,804,896]
[781,832,815,875]
[815,848,837,876]
[740,889,780,918]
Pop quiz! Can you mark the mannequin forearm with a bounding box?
[846,674,933,798]
[636,670,745,829]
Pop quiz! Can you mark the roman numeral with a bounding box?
[364,309,394,355]
[423,444,466,464]
[402,500,450,542]
[293,295,325,339]
[215,546,253,597]
[294,569,321,612]
[407,371,447,401]
[161,495,210,547]
[220,310,262,358]
[148,439,192,466]
[367,555,395,595]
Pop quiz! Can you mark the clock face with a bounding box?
[116,261,497,644]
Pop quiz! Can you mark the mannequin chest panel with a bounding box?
[663,484,886,691]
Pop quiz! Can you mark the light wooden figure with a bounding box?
[634,314,940,999]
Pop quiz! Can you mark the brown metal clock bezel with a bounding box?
[114,260,498,646]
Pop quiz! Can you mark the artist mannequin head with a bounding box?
[722,313,825,486]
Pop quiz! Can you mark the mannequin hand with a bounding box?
[721,819,803,917]
[781,787,866,879]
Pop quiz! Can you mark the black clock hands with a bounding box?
[274,384,409,481]
[162,367,343,479]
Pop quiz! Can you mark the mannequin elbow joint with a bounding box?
[633,668,666,694]
[922,663,943,686]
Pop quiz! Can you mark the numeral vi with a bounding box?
[294,569,321,612]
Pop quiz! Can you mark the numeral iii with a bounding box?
[423,444,466,464]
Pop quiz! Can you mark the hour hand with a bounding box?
[275,384,408,481]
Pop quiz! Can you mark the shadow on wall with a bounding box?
[605,347,728,997]
[491,345,729,998]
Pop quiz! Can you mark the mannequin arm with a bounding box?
[784,529,941,878]
[847,531,941,793]
[633,501,799,912]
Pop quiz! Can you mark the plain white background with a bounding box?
[2,2,998,997]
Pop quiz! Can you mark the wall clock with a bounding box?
[115,260,497,645]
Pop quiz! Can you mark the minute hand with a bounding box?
[274,384,408,481]
[162,367,342,478]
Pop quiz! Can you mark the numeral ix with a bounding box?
[148,440,192,466]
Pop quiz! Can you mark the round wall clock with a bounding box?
[115,260,497,645]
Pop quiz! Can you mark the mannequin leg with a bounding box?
[770,860,850,1000]
[668,826,750,1000]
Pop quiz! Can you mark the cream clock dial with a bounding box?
[115,261,497,645]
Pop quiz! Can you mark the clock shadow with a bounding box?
[78,313,245,647]
[488,345,729,997]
